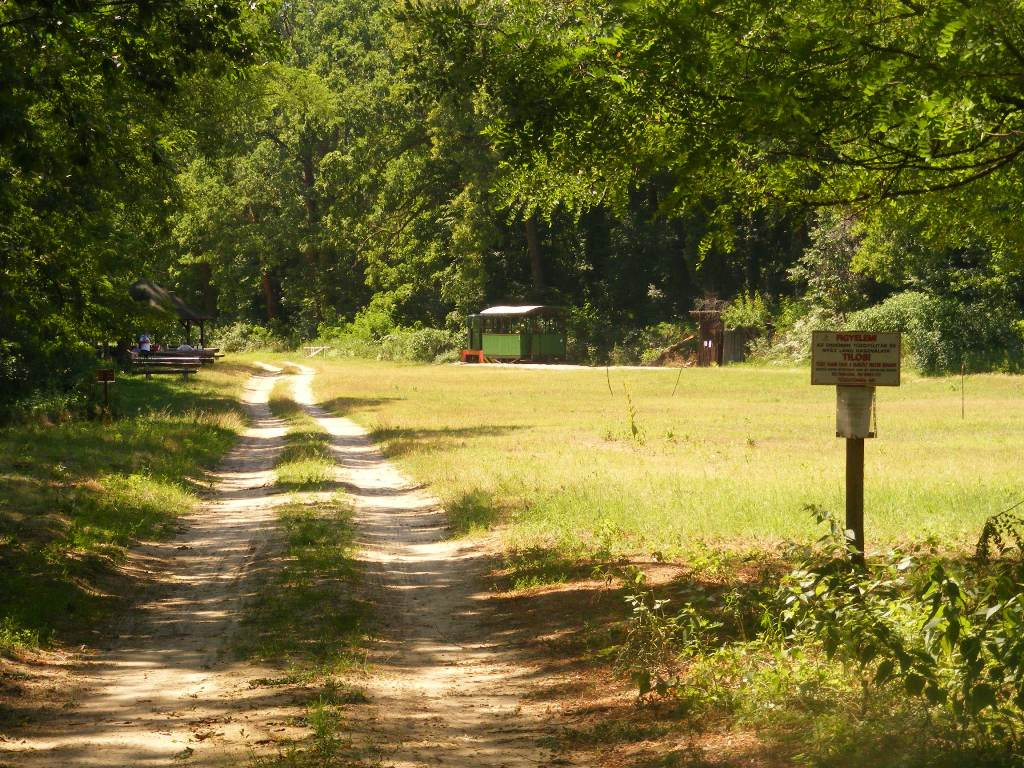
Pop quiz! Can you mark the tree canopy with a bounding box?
[6,0,1024,412]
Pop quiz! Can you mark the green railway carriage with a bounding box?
[466,305,567,362]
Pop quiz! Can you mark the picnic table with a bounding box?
[130,355,202,380]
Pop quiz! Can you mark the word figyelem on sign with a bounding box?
[811,331,901,387]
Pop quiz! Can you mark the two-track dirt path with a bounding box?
[290,365,556,768]
[3,365,556,767]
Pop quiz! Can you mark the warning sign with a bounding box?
[811,331,901,386]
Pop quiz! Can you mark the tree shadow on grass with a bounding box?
[320,395,404,417]
[115,363,250,418]
[446,488,513,536]
[232,500,368,670]
[370,423,522,459]
[0,373,243,648]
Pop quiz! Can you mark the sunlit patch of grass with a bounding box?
[248,689,381,768]
[501,548,582,591]
[269,382,336,490]
[0,617,43,655]
[446,489,506,536]
[261,356,1024,558]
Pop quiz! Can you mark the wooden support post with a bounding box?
[845,437,865,566]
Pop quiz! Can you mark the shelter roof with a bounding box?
[477,305,563,316]
[129,279,214,322]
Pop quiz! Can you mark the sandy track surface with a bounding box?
[290,365,555,767]
[2,368,308,767]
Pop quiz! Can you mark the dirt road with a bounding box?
[3,365,554,767]
[291,365,554,768]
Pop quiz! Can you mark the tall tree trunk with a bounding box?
[524,212,545,296]
[196,261,216,317]
[262,271,277,321]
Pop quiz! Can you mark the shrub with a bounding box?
[307,325,461,364]
[722,292,772,332]
[606,322,693,366]
[566,302,606,363]
[747,304,837,365]
[212,321,290,353]
[349,297,399,341]
[846,291,1024,375]
[312,325,379,358]
[379,328,461,363]
[779,508,1024,749]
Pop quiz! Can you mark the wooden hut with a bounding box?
[689,297,728,366]
[689,297,760,366]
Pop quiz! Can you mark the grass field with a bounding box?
[249,355,1024,765]
[0,363,251,652]
[250,357,1024,557]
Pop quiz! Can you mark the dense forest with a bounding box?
[5,0,1024,411]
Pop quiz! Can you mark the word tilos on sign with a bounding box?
[811,331,901,387]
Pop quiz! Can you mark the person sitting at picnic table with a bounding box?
[139,333,152,357]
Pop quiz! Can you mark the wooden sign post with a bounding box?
[95,368,116,412]
[812,331,901,565]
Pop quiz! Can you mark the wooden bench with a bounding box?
[130,356,202,380]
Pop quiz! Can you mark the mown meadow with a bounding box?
[268,355,1024,767]
[279,357,1024,557]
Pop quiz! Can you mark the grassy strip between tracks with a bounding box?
[244,382,371,767]
[267,378,335,491]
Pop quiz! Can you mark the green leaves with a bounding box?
[936,19,965,59]
[781,510,1024,744]
[413,0,1024,221]
[0,0,275,406]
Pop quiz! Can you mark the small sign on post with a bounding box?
[811,331,901,387]
[811,331,901,565]
[95,368,115,414]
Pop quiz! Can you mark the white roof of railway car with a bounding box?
[478,305,554,316]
